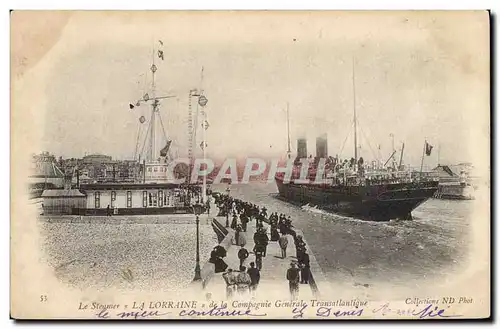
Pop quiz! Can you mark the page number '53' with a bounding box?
[40,295,47,302]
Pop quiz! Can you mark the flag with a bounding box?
[159,40,163,46]
[129,103,135,109]
[160,140,172,157]
[158,50,164,61]
[425,142,433,156]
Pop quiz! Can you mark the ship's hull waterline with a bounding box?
[275,178,439,221]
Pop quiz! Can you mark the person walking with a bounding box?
[253,245,264,270]
[286,262,300,300]
[278,233,289,259]
[222,269,237,300]
[238,246,249,268]
[240,215,248,232]
[300,252,310,284]
[231,213,238,230]
[234,225,241,246]
[260,228,269,257]
[247,262,260,294]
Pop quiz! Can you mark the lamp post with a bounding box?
[192,202,204,282]
[225,185,231,227]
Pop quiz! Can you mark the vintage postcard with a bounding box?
[10,11,490,320]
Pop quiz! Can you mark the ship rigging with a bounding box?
[130,42,176,164]
[129,41,209,201]
[275,58,439,221]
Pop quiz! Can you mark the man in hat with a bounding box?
[247,262,261,294]
[238,245,249,268]
[286,262,300,300]
[259,228,269,257]
[253,244,264,270]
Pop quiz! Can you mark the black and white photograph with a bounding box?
[10,10,490,319]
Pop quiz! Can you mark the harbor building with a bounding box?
[39,45,206,216]
[29,152,65,198]
[78,182,196,215]
[41,189,86,215]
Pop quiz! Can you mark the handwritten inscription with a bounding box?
[291,304,363,318]
[292,305,308,319]
[78,298,468,319]
[179,304,267,317]
[373,303,461,319]
[116,310,168,319]
[316,306,364,318]
[95,308,169,319]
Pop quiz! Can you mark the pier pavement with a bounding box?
[202,216,327,301]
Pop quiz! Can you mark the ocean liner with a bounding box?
[275,64,439,221]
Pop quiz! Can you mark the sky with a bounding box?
[12,11,490,170]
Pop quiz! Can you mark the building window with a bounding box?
[111,191,116,208]
[159,190,163,207]
[148,167,152,172]
[154,167,158,172]
[143,191,147,207]
[148,192,158,207]
[95,192,100,208]
[127,191,132,208]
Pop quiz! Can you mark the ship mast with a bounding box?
[131,41,176,164]
[149,48,157,162]
[200,67,207,204]
[390,133,396,169]
[286,102,291,159]
[399,142,405,169]
[352,58,358,172]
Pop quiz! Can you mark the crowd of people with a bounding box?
[211,192,312,300]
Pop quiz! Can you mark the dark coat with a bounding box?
[238,248,249,260]
[286,267,300,283]
[247,267,260,285]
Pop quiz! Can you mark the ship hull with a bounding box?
[275,178,439,221]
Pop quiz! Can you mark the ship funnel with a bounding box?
[297,138,307,159]
[316,134,328,159]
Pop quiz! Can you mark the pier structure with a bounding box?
[200,208,327,300]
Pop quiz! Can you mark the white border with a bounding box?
[3,1,497,328]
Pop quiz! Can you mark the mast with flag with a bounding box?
[129,39,175,163]
[188,67,209,199]
[420,140,433,177]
